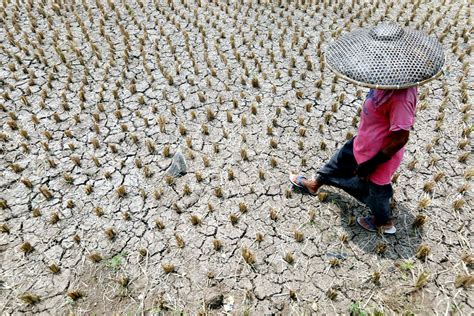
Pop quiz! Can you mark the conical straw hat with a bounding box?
[325,24,445,89]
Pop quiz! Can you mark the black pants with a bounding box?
[316,138,393,226]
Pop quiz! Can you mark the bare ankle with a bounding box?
[307,180,322,192]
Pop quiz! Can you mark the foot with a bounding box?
[289,174,319,196]
[357,216,396,235]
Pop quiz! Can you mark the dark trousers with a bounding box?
[316,138,393,226]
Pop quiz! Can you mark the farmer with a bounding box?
[290,24,444,234]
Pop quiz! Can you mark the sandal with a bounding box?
[357,216,396,235]
[289,174,317,196]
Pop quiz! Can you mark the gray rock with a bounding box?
[166,149,187,177]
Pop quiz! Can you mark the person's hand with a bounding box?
[355,151,391,179]
[355,161,377,179]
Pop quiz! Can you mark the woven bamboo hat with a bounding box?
[325,23,445,89]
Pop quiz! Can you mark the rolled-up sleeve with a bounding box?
[389,88,417,131]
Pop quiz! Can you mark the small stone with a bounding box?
[166,149,187,177]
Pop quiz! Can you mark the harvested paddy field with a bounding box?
[0,0,472,314]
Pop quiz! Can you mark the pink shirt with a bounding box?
[353,88,417,185]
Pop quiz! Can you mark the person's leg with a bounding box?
[317,138,358,181]
[290,138,368,197]
[315,138,371,203]
[290,138,357,194]
[365,182,394,226]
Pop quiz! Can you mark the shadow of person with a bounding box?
[320,188,424,260]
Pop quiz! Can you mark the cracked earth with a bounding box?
[0,0,473,314]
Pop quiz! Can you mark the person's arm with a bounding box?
[380,129,410,157]
[355,129,410,178]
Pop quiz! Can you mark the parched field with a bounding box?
[0,0,472,314]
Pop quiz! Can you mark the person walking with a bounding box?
[289,24,445,234]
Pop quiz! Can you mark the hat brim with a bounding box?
[325,58,445,90]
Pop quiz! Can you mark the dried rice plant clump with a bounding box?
[206,107,215,121]
[73,234,81,244]
[318,192,328,202]
[84,184,93,195]
[94,207,104,217]
[458,152,470,163]
[453,199,465,210]
[67,290,84,301]
[162,263,175,274]
[183,184,192,196]
[339,233,348,243]
[240,148,248,161]
[461,253,474,267]
[10,163,25,173]
[269,138,278,148]
[269,208,278,221]
[326,287,338,300]
[251,76,260,88]
[212,239,222,251]
[417,197,431,210]
[105,228,116,240]
[227,168,235,181]
[289,289,297,300]
[319,141,327,150]
[165,175,175,186]
[89,252,103,263]
[433,171,445,182]
[454,274,474,289]
[412,214,428,228]
[118,275,129,287]
[423,181,435,193]
[372,271,381,286]
[0,223,10,234]
[416,244,431,260]
[195,172,203,182]
[329,258,341,267]
[250,103,258,115]
[239,202,248,213]
[139,248,148,258]
[241,246,256,265]
[66,200,75,209]
[270,157,278,168]
[415,272,429,289]
[50,212,60,224]
[175,234,185,248]
[141,165,152,178]
[457,182,470,193]
[39,186,53,200]
[190,215,201,226]
[375,243,387,255]
[116,185,127,198]
[214,186,223,198]
[155,218,165,230]
[20,242,34,254]
[229,213,239,225]
[48,263,61,274]
[284,252,294,264]
[173,203,182,214]
[19,293,41,305]
[294,230,304,242]
[0,199,8,210]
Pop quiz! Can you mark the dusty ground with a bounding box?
[0,0,472,314]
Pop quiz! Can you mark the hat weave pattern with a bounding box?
[325,24,445,89]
